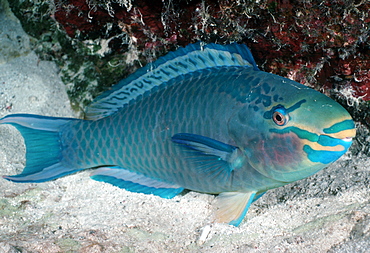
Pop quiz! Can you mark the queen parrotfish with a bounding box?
[1,43,356,226]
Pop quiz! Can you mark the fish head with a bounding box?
[228,73,356,183]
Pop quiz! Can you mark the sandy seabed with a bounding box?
[0,3,369,253]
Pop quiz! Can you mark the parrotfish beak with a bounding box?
[304,119,356,164]
[324,128,356,142]
[322,119,356,141]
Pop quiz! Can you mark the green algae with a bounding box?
[0,199,19,217]
[56,238,80,252]
[7,0,135,113]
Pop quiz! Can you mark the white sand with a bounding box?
[0,3,369,252]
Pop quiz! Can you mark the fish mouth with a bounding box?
[342,137,354,142]
[305,125,356,153]
[323,128,356,142]
[322,119,356,143]
[302,124,356,164]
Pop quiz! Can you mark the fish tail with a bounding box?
[1,114,82,183]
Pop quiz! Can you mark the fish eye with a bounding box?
[272,108,288,126]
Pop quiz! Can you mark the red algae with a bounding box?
[52,0,369,93]
[50,0,370,125]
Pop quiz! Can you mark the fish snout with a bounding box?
[323,127,356,142]
[322,119,356,142]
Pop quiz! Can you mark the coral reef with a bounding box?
[8,0,370,128]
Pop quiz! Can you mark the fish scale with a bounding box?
[1,43,356,226]
[121,69,237,182]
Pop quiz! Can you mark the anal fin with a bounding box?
[90,167,184,199]
[215,191,256,226]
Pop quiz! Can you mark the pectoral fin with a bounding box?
[171,133,237,159]
[172,133,244,183]
[215,191,257,226]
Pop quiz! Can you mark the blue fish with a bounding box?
[1,43,356,226]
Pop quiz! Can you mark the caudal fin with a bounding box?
[1,114,82,183]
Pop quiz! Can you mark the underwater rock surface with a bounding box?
[0,1,369,252]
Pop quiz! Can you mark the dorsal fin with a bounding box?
[85,42,259,120]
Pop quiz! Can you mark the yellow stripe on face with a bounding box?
[324,128,356,140]
[302,140,345,152]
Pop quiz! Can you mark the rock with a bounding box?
[0,0,30,64]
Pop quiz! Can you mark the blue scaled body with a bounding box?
[1,43,356,226]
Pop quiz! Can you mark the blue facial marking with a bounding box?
[303,145,348,164]
[323,120,355,134]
